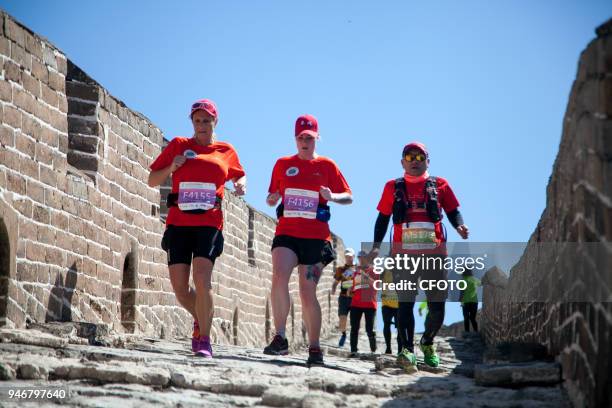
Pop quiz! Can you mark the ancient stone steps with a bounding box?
[0,326,571,407]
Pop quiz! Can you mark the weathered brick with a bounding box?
[19,217,37,241]
[49,109,68,133]
[3,105,22,129]
[0,78,12,101]
[68,117,99,135]
[68,99,97,117]
[35,143,54,165]
[36,264,51,284]
[10,42,31,71]
[22,71,41,98]
[66,82,99,101]
[16,262,37,283]
[41,83,58,107]
[39,126,58,147]
[31,58,48,83]
[59,134,68,154]
[58,96,68,114]
[0,36,9,56]
[67,151,99,172]
[12,194,32,217]
[26,180,44,203]
[19,157,39,179]
[33,204,50,224]
[4,16,26,47]
[42,45,57,70]
[39,166,57,188]
[21,114,41,139]
[7,167,26,195]
[15,132,35,157]
[72,237,87,261]
[48,70,64,93]
[24,32,43,60]
[69,134,99,154]
[4,59,21,83]
[34,101,51,126]
[56,230,72,251]
[45,247,64,267]
[44,188,62,210]
[56,55,68,76]
[14,88,37,115]
[52,151,68,173]
[0,148,20,173]
[37,225,55,246]
[67,177,88,200]
[0,125,14,146]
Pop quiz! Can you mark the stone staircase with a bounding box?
[0,323,571,407]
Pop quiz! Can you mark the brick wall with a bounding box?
[480,19,612,408]
[0,10,345,349]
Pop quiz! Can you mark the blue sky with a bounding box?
[3,1,610,331]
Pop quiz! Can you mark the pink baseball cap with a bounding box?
[402,142,429,158]
[190,99,218,120]
[295,114,319,137]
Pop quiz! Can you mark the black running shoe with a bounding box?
[263,335,289,355]
[307,346,324,366]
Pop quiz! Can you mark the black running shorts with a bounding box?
[271,235,336,266]
[161,226,224,265]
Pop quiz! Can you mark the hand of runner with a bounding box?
[233,179,246,196]
[267,192,281,206]
[170,155,187,172]
[319,186,333,201]
[456,224,469,239]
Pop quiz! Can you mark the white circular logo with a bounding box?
[183,149,197,159]
[286,167,299,177]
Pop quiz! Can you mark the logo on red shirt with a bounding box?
[286,167,299,176]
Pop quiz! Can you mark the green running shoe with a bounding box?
[419,343,440,368]
[396,348,418,373]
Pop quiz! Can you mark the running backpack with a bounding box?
[392,176,442,224]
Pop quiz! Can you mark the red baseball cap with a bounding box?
[295,114,319,137]
[190,99,218,120]
[402,142,428,158]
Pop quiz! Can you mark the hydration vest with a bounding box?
[391,176,442,225]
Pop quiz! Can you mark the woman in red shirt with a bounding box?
[263,114,352,365]
[148,99,246,358]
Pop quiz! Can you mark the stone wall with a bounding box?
[0,10,344,349]
[480,19,612,408]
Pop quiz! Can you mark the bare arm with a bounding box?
[319,187,353,205]
[148,166,173,187]
[148,155,185,187]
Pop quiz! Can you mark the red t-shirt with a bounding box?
[350,266,377,309]
[376,174,459,254]
[268,155,351,240]
[150,137,245,229]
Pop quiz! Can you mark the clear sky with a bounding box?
[3,1,610,331]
